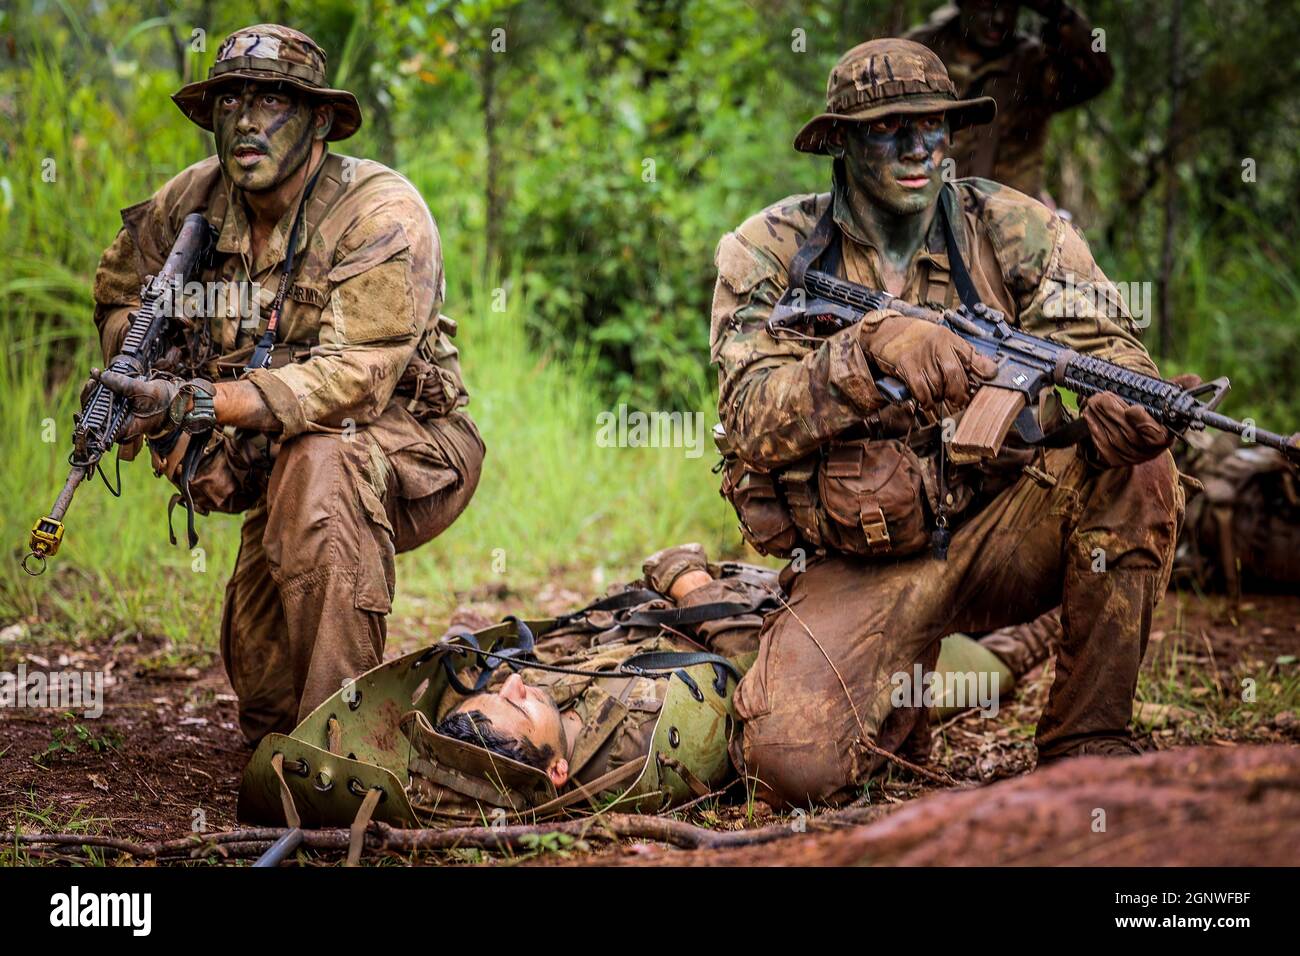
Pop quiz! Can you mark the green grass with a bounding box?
[0,268,736,652]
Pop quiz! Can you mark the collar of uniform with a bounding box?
[831,172,962,283]
[212,149,347,276]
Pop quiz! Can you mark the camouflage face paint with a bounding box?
[212,81,318,193]
[842,113,949,218]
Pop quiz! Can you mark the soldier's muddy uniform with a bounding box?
[92,27,482,743]
[711,41,1181,806]
[906,1,1113,199]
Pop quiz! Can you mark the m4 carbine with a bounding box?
[768,269,1300,467]
[23,212,215,575]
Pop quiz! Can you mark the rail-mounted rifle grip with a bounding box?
[949,386,1027,464]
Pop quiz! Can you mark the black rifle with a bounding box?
[23,213,215,575]
[768,268,1300,466]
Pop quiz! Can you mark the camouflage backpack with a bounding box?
[1176,434,1300,596]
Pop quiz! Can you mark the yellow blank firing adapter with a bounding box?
[23,516,64,575]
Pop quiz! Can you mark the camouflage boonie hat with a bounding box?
[172,24,362,141]
[794,38,995,154]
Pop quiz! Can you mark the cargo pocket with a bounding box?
[353,452,396,614]
[818,438,933,558]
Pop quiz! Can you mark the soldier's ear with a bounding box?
[548,757,569,788]
[312,102,335,141]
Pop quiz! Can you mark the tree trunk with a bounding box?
[1156,0,1184,358]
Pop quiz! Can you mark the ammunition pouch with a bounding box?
[716,428,942,560]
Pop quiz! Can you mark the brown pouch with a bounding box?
[719,457,800,558]
[817,438,934,558]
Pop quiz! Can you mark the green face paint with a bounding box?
[212,81,317,193]
[842,113,949,218]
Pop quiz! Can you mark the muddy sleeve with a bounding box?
[1017,218,1161,378]
[244,205,427,440]
[711,231,886,469]
[91,227,144,362]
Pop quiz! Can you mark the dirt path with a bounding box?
[2,589,1297,863]
[596,744,1300,866]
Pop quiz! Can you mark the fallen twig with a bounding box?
[2,802,905,864]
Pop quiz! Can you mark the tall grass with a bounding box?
[0,277,734,647]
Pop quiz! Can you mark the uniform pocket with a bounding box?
[720,458,800,557]
[818,438,933,558]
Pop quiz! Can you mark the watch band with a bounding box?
[169,379,217,434]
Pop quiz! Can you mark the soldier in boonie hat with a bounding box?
[172,23,362,140]
[793,37,994,154]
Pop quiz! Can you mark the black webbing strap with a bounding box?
[788,202,842,292]
[937,190,1090,452]
[244,160,327,374]
[618,597,776,630]
[165,432,209,550]
[436,622,742,698]
[937,190,982,312]
[440,617,538,695]
[551,588,662,626]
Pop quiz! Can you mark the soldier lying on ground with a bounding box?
[710,37,1193,808]
[410,544,1054,809]
[85,24,483,743]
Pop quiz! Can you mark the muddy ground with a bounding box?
[2,588,1298,865]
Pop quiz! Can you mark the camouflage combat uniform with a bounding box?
[92,27,483,743]
[906,2,1113,199]
[712,40,1182,807]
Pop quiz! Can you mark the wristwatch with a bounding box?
[169,379,218,434]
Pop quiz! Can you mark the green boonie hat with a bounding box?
[172,24,362,141]
[794,37,995,154]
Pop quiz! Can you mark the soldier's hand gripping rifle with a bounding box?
[769,268,1300,466]
[23,213,215,575]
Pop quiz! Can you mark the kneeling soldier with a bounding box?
[711,39,1186,806]
[89,25,483,743]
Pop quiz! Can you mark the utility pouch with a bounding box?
[817,438,935,558]
[719,456,802,557]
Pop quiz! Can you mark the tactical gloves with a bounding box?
[90,369,217,442]
[858,309,998,419]
[1082,372,1201,468]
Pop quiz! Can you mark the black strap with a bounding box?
[937,192,982,312]
[788,202,842,291]
[552,588,663,626]
[165,431,210,550]
[440,617,538,695]
[244,160,327,374]
[436,621,742,698]
[619,598,775,630]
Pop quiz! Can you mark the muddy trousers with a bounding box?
[218,410,484,744]
[733,446,1184,807]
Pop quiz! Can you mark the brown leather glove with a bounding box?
[859,310,999,419]
[90,368,183,442]
[1082,372,1201,468]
